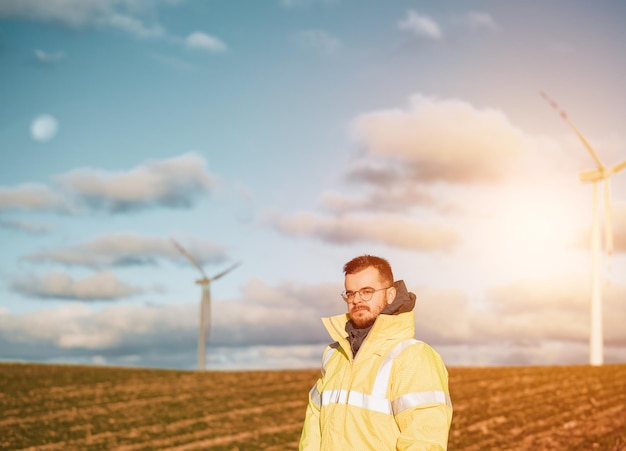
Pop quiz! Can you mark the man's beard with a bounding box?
[350,306,376,328]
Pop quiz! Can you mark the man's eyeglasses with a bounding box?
[341,286,391,303]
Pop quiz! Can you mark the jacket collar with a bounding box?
[321,310,416,356]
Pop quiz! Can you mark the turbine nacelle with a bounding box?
[579,161,626,183]
[578,169,604,183]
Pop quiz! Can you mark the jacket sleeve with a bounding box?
[301,343,336,450]
[298,378,322,450]
[391,342,453,450]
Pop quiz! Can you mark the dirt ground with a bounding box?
[1,363,625,450]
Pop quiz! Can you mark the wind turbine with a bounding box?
[542,92,626,366]
[172,239,240,371]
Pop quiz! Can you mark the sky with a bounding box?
[1,0,625,371]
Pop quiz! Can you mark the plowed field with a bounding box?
[1,363,625,450]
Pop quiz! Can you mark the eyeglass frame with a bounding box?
[340,286,393,303]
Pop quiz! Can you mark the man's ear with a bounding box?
[386,286,396,305]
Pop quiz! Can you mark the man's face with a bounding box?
[344,266,395,329]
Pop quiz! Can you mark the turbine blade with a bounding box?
[211,261,241,281]
[603,180,613,255]
[540,92,606,170]
[171,238,208,278]
[610,160,626,175]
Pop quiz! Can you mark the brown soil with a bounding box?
[1,363,625,450]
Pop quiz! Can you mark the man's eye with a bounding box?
[361,289,375,295]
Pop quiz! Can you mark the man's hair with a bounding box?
[343,255,394,286]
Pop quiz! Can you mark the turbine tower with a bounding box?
[172,239,240,371]
[542,92,626,366]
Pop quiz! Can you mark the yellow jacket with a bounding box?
[299,311,453,450]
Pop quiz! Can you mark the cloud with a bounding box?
[102,12,165,38]
[0,0,165,38]
[397,10,443,40]
[0,218,53,234]
[412,274,626,367]
[351,94,531,184]
[1,276,625,369]
[482,275,626,346]
[34,49,66,63]
[0,154,217,215]
[0,279,337,369]
[265,211,460,251]
[459,11,498,32]
[295,29,342,55]
[24,233,229,268]
[0,183,69,212]
[11,271,143,301]
[185,31,227,53]
[318,187,435,214]
[57,153,216,213]
[30,114,59,142]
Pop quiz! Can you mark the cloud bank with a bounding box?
[11,271,143,301]
[1,276,624,369]
[0,153,217,214]
[24,233,229,268]
[351,94,530,184]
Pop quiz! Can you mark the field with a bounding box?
[1,363,625,450]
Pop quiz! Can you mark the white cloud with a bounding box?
[34,49,66,63]
[398,10,443,40]
[414,274,626,348]
[0,0,114,27]
[0,183,69,212]
[318,186,435,214]
[30,114,59,142]
[185,32,227,53]
[103,12,165,38]
[460,11,498,32]
[351,94,532,183]
[0,0,165,38]
[1,154,218,215]
[25,232,229,268]
[1,276,625,369]
[0,218,54,234]
[57,153,216,212]
[266,210,460,251]
[11,271,143,301]
[295,29,342,55]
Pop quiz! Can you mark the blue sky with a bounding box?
[1,0,625,370]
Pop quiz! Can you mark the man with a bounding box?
[299,255,453,450]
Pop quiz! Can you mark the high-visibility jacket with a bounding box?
[299,311,453,450]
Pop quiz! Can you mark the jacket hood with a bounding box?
[381,280,416,315]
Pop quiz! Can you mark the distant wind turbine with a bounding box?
[541,92,626,366]
[172,239,240,371]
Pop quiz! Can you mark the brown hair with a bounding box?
[343,255,394,286]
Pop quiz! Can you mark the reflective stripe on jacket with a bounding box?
[299,311,453,450]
